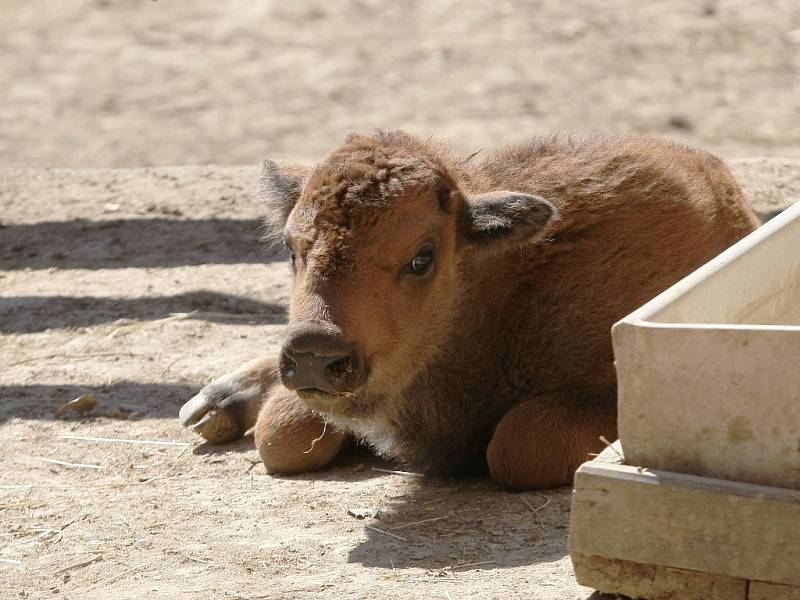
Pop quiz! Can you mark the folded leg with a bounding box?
[254,386,347,474]
[486,387,617,490]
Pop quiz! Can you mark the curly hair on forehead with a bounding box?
[258,129,466,249]
[336,129,454,169]
[286,131,461,279]
[306,130,457,206]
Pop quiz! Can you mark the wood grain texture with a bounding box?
[569,461,800,586]
[572,553,747,600]
[749,581,800,600]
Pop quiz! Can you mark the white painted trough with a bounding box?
[570,200,800,599]
[615,198,800,489]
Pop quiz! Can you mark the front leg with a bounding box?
[486,388,617,490]
[179,355,279,444]
[254,387,347,474]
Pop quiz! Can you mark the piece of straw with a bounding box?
[39,458,104,470]
[59,434,189,447]
[364,524,408,542]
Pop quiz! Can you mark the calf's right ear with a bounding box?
[258,159,310,239]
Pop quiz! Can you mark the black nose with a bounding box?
[279,323,364,394]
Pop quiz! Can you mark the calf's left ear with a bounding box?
[258,159,310,239]
[464,191,557,247]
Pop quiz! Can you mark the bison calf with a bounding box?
[179,130,758,489]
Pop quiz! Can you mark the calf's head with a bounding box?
[259,132,556,419]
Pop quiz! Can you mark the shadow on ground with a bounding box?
[0,382,200,423]
[345,475,574,571]
[193,430,569,569]
[192,435,259,457]
[2,382,576,573]
[195,437,391,481]
[0,218,284,269]
[0,291,287,333]
[237,441,573,571]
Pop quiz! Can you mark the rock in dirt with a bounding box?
[55,394,97,418]
[105,405,133,419]
[347,507,381,519]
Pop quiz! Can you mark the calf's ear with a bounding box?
[258,159,309,239]
[464,191,557,247]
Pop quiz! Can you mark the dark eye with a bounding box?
[408,247,435,275]
[289,250,297,268]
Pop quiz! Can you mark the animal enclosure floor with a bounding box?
[3,2,800,596]
[1,163,798,600]
[2,1,800,169]
[1,167,589,600]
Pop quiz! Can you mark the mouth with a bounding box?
[296,387,354,412]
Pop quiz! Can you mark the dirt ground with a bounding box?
[2,1,800,599]
[1,162,798,600]
[1,0,799,168]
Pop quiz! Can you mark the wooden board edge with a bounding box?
[571,552,747,600]
[749,580,800,600]
[570,460,800,586]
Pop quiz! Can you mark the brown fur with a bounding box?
[254,388,347,475]
[192,130,759,489]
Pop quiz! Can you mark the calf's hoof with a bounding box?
[179,391,243,444]
[179,362,270,444]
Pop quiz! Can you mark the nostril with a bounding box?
[325,356,354,380]
[281,350,298,377]
[284,360,297,377]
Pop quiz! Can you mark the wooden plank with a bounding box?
[749,581,800,600]
[572,553,747,600]
[569,460,800,586]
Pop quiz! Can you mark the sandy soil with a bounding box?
[1,1,799,168]
[0,165,583,600]
[2,1,800,598]
[2,161,799,600]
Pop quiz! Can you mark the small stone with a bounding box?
[133,537,152,550]
[347,507,380,519]
[55,394,98,418]
[668,115,694,131]
[105,405,132,419]
[559,19,590,38]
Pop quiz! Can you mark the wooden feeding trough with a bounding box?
[570,200,800,599]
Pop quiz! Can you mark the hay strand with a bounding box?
[39,458,104,470]
[364,524,408,542]
[60,434,190,447]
